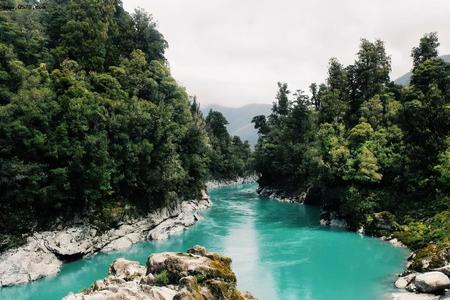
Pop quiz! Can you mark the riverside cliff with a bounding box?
[64,246,256,300]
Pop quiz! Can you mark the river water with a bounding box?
[0,183,407,300]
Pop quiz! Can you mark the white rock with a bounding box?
[45,227,93,257]
[64,282,178,300]
[414,271,450,293]
[101,236,133,252]
[389,238,407,248]
[395,273,417,289]
[319,219,329,226]
[0,238,62,286]
[390,292,440,300]
[0,197,212,287]
[109,258,146,281]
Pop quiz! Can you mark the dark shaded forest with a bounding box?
[0,0,251,250]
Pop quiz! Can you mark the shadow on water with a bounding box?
[0,183,408,300]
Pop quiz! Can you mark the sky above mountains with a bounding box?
[123,0,450,107]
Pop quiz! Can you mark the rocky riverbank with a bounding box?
[64,246,256,300]
[206,175,258,190]
[257,186,450,299]
[390,269,450,299]
[257,186,306,204]
[0,193,212,287]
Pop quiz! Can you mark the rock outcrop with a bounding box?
[0,195,211,287]
[206,175,257,190]
[393,270,450,299]
[257,186,306,204]
[415,272,450,293]
[64,246,256,300]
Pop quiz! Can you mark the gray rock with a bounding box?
[64,282,178,300]
[0,196,212,287]
[109,258,146,281]
[390,292,440,300]
[206,175,257,190]
[414,271,450,293]
[188,245,207,256]
[101,236,134,252]
[0,237,62,286]
[63,246,256,300]
[45,227,94,257]
[395,273,417,289]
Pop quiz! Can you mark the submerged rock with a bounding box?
[64,246,256,300]
[0,195,212,287]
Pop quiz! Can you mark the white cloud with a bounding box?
[123,0,450,107]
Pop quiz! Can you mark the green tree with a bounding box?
[56,0,116,70]
[412,32,439,68]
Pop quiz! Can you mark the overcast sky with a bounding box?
[123,0,450,107]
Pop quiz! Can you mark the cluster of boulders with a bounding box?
[0,194,212,287]
[392,267,450,299]
[64,246,256,300]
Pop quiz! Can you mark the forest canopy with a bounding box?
[0,0,251,249]
[252,33,450,269]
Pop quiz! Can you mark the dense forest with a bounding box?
[253,33,450,270]
[0,0,251,250]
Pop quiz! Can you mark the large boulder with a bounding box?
[0,236,62,286]
[146,248,236,284]
[109,258,146,281]
[64,246,256,300]
[414,271,450,293]
[395,273,417,289]
[1,197,212,287]
[45,227,94,258]
[146,200,210,241]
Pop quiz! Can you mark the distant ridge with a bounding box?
[201,103,272,146]
[394,54,450,86]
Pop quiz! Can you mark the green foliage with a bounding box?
[412,32,440,68]
[154,270,169,286]
[205,110,252,180]
[0,1,218,238]
[0,43,27,104]
[254,32,450,248]
[435,148,450,189]
[394,211,450,251]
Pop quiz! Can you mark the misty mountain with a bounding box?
[394,54,450,86]
[201,103,272,146]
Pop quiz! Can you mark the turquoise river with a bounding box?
[1,184,408,300]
